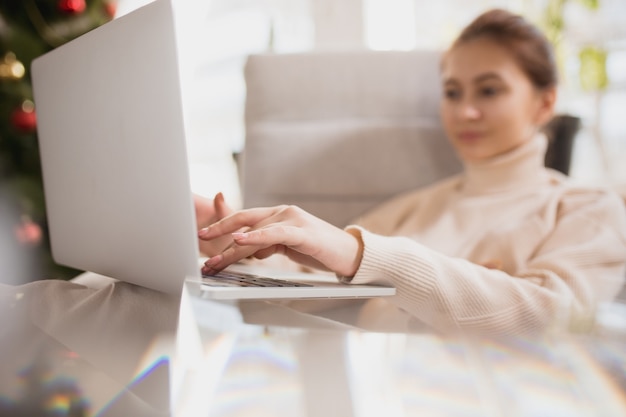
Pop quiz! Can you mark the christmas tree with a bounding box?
[0,0,116,282]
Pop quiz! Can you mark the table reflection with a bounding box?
[0,275,179,416]
[178,287,626,417]
[1,276,625,417]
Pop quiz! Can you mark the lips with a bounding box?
[457,131,483,142]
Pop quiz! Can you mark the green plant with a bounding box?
[542,0,608,92]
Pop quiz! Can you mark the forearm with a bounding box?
[345,227,618,335]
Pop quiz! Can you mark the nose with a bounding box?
[459,101,481,120]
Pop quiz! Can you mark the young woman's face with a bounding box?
[440,37,555,162]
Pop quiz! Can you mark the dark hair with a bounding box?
[449,9,558,90]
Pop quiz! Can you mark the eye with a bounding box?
[444,88,461,100]
[479,86,500,97]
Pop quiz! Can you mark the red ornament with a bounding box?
[15,219,43,247]
[58,0,87,15]
[11,103,37,133]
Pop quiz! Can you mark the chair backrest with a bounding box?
[241,50,463,227]
[543,114,581,176]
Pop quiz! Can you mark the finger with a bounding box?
[198,206,283,240]
[213,192,232,220]
[201,242,265,274]
[231,229,329,272]
[203,226,296,273]
[231,226,307,252]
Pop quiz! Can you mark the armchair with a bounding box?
[240,50,580,227]
[240,50,462,227]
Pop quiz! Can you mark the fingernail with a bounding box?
[232,232,248,240]
[198,227,209,237]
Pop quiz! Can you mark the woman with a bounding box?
[195,9,626,334]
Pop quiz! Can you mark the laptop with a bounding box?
[30,0,395,300]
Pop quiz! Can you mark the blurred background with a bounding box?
[1,0,625,283]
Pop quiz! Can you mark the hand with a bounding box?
[198,205,364,278]
[193,192,234,256]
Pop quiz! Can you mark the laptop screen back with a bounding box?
[31,0,200,295]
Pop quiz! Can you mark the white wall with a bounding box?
[116,0,626,197]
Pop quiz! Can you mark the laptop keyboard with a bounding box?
[202,270,313,288]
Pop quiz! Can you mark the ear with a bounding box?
[534,86,557,126]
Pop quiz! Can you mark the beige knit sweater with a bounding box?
[345,135,626,334]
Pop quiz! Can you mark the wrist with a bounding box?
[340,227,364,279]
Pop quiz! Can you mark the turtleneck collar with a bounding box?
[459,134,549,195]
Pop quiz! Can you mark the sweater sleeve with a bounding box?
[344,190,626,335]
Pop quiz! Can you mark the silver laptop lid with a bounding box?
[31,0,200,295]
